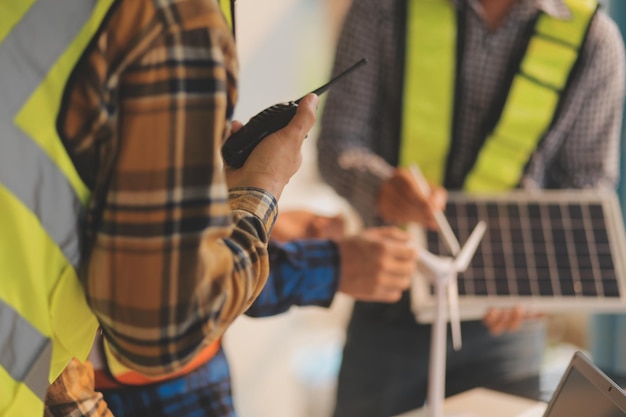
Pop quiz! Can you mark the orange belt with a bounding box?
[94,337,222,390]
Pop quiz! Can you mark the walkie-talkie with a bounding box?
[222,57,367,168]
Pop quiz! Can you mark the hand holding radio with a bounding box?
[225,94,318,199]
[222,58,367,168]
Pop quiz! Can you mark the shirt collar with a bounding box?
[450,0,573,21]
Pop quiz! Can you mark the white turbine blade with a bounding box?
[409,164,461,256]
[454,220,487,272]
[420,246,462,349]
[447,221,486,351]
[418,248,452,277]
[434,211,461,256]
[448,277,462,350]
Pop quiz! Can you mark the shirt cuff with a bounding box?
[229,186,279,236]
[289,239,341,308]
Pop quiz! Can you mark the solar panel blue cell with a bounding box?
[495,280,510,296]
[536,254,550,268]
[516,279,533,296]
[580,280,598,297]
[412,190,626,322]
[560,280,577,296]
[602,280,620,297]
[568,204,583,219]
[537,279,555,296]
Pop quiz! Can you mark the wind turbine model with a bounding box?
[409,164,487,416]
[417,220,487,417]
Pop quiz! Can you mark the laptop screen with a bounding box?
[544,352,626,417]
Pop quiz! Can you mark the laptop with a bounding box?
[529,351,626,417]
[394,351,626,417]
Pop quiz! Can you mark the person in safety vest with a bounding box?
[317,0,626,416]
[81,217,420,417]
[1,0,320,415]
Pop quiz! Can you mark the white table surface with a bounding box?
[393,387,548,417]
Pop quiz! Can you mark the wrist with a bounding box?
[227,170,287,199]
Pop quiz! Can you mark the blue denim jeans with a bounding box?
[102,347,236,417]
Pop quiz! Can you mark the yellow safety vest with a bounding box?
[93,0,235,389]
[0,1,115,415]
[399,0,597,191]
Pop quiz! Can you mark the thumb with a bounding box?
[231,120,244,134]
[285,94,318,139]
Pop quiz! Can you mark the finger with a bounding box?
[504,306,525,332]
[483,308,505,335]
[366,240,418,270]
[374,260,414,289]
[374,263,413,284]
[489,319,507,336]
[379,176,420,222]
[429,185,448,212]
[373,226,413,242]
[390,243,420,262]
[340,273,406,303]
[399,168,436,206]
[392,177,439,226]
[379,184,417,223]
[401,169,447,227]
[482,308,497,325]
[379,254,417,278]
[493,309,515,334]
[484,307,524,335]
[231,120,244,133]
[283,94,318,140]
[366,230,416,257]
[393,173,430,209]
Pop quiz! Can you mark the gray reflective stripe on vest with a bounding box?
[0,0,96,267]
[0,0,95,397]
[0,300,52,401]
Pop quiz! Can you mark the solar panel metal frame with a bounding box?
[410,190,626,323]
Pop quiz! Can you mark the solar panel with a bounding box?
[410,190,626,322]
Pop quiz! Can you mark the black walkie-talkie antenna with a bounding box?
[294,57,368,104]
[222,57,368,168]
